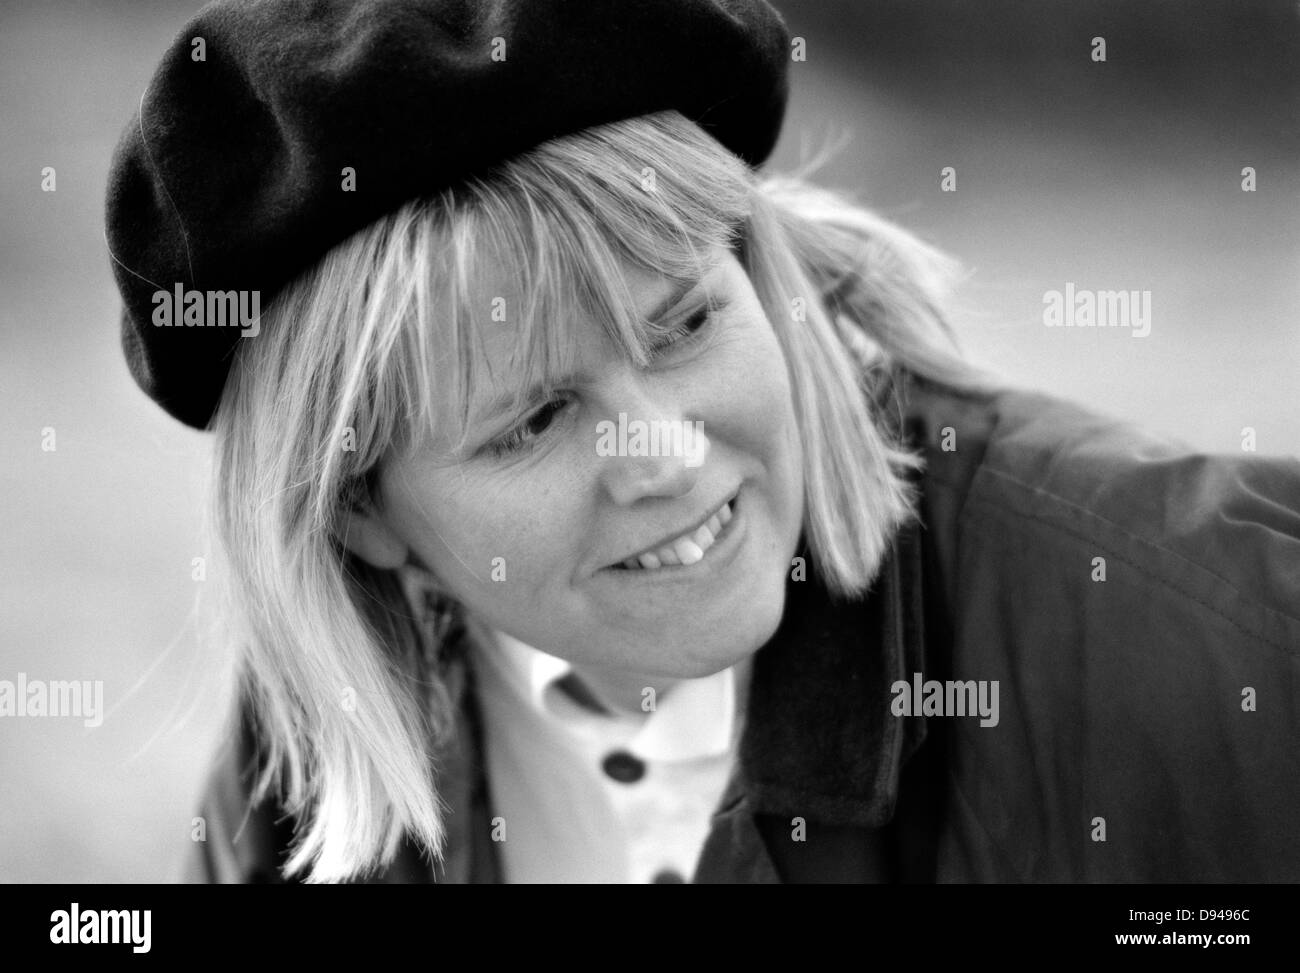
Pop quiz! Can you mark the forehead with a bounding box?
[462,247,661,372]
[413,243,722,455]
[440,245,727,434]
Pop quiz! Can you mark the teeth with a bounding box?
[674,538,705,565]
[616,496,736,571]
[693,523,714,548]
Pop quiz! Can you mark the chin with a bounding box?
[670,578,789,679]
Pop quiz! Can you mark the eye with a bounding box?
[649,300,726,355]
[488,397,569,457]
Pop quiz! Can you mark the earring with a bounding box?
[396,562,464,672]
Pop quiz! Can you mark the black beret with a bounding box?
[105,0,791,429]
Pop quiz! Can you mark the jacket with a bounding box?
[186,372,1300,882]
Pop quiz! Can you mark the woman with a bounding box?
[106,0,1300,883]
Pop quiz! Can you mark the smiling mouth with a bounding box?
[609,493,738,571]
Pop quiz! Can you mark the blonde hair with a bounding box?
[208,109,981,882]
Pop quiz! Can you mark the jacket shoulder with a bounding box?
[899,372,1300,648]
[183,706,298,884]
[184,703,454,884]
[896,372,1300,881]
[185,649,495,884]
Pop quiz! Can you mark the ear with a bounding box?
[337,504,409,570]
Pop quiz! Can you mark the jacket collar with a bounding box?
[733,517,930,828]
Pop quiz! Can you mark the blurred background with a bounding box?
[1,0,1296,881]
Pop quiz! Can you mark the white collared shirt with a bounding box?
[469,623,749,883]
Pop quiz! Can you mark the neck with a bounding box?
[565,662,680,717]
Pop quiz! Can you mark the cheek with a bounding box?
[389,468,578,611]
[716,320,802,475]
[723,325,805,556]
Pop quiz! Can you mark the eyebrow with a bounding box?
[469,276,703,427]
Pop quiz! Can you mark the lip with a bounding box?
[596,489,744,580]
[604,490,739,569]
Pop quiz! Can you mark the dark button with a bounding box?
[601,750,646,783]
[652,868,686,884]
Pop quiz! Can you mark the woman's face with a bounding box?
[370,244,805,680]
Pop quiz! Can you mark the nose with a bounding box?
[594,381,711,507]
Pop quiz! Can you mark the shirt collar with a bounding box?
[487,626,745,762]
